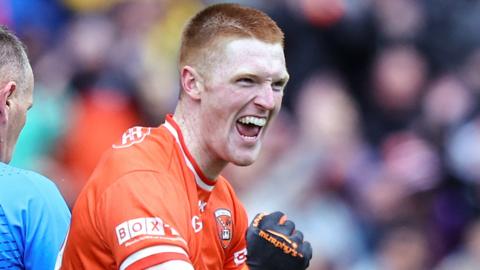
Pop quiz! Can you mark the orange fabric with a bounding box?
[59,115,248,270]
[59,90,140,205]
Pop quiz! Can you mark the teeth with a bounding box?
[238,116,267,127]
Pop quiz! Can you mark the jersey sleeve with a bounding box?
[95,171,193,269]
[22,172,71,270]
[224,198,249,270]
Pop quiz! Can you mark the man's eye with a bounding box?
[272,81,285,92]
[237,78,254,85]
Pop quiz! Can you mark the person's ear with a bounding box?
[0,81,15,124]
[180,66,204,100]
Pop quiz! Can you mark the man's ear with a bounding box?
[180,66,203,100]
[0,81,16,123]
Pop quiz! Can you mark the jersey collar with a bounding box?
[163,114,216,192]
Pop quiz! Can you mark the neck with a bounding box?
[173,103,227,180]
[0,134,9,164]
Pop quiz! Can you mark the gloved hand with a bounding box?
[246,211,312,270]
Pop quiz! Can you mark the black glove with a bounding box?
[246,211,312,270]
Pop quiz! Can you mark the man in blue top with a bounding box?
[0,25,70,269]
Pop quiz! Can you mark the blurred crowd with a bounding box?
[2,0,480,269]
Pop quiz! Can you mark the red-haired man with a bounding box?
[57,3,312,270]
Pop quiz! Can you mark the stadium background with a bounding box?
[2,0,480,269]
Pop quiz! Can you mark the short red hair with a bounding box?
[179,3,284,70]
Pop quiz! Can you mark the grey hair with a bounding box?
[0,25,30,90]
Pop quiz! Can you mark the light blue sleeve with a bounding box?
[22,172,71,270]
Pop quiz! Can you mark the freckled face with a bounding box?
[198,38,288,166]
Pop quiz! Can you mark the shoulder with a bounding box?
[76,125,186,216]
[111,125,174,154]
[0,163,70,242]
[0,163,64,205]
[83,125,178,193]
[102,125,177,174]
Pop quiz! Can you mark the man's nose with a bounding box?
[254,84,275,110]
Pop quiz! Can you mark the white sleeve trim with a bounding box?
[54,228,69,270]
[119,245,188,270]
[145,260,194,270]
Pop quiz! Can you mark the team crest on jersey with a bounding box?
[112,127,151,149]
[215,209,233,248]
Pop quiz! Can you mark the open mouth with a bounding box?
[236,116,267,139]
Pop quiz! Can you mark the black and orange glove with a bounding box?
[246,211,312,270]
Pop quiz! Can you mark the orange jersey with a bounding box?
[57,115,249,270]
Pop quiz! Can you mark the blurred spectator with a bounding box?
[139,0,202,125]
[365,44,427,145]
[6,0,70,63]
[0,1,11,25]
[371,44,426,114]
[446,115,480,184]
[419,74,475,146]
[380,131,441,193]
[351,222,431,270]
[372,0,425,43]
[460,48,480,94]
[347,131,441,250]
[62,0,121,13]
[435,218,480,270]
[58,88,140,206]
[420,0,480,73]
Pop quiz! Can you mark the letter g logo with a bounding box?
[192,216,203,233]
